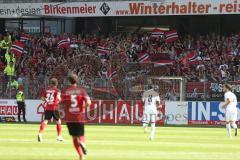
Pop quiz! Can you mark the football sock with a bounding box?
[231,123,238,136]
[231,123,237,129]
[150,123,156,139]
[80,136,85,142]
[143,123,148,132]
[143,122,148,128]
[73,138,83,158]
[56,123,62,136]
[226,123,231,137]
[39,122,47,134]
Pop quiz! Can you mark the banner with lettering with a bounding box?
[0,1,240,18]
[1,99,239,126]
[188,101,240,125]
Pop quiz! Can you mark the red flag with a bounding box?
[137,52,151,63]
[10,41,25,57]
[180,50,194,62]
[57,38,70,49]
[180,50,201,65]
[151,28,164,38]
[165,30,178,43]
[153,60,174,67]
[20,34,30,42]
[188,55,202,65]
[97,45,111,58]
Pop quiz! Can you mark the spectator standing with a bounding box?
[3,61,15,94]
[16,85,26,122]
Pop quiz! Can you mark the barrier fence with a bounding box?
[2,76,240,101]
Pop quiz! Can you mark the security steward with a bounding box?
[16,85,27,122]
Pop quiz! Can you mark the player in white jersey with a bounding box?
[142,85,161,140]
[221,84,238,138]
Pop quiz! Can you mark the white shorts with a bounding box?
[142,112,157,123]
[225,110,237,122]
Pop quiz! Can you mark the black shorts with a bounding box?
[66,122,84,137]
[44,110,60,121]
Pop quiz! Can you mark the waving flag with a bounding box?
[97,45,111,61]
[137,52,151,63]
[10,41,25,57]
[165,30,178,43]
[188,55,202,65]
[57,38,70,49]
[180,50,195,61]
[151,53,174,67]
[97,45,111,56]
[20,34,30,42]
[180,50,201,65]
[151,28,164,38]
[153,60,174,67]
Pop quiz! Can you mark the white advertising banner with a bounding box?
[0,99,164,124]
[0,99,43,122]
[0,0,240,18]
[165,101,188,125]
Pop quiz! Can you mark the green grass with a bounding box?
[0,124,240,160]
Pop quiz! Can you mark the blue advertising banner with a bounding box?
[188,101,240,125]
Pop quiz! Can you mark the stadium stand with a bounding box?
[0,30,240,100]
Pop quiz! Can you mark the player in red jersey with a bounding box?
[38,78,64,142]
[60,74,91,160]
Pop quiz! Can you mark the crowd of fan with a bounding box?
[0,30,240,99]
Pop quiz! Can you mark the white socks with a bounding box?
[143,122,156,140]
[143,123,148,133]
[150,123,156,140]
[226,123,231,138]
[226,123,238,138]
[231,123,237,129]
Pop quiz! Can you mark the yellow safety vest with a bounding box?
[16,91,24,102]
[4,65,16,76]
[0,40,4,48]
[5,52,16,65]
[0,40,7,49]
[8,80,18,89]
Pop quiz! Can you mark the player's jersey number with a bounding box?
[148,95,152,105]
[46,92,54,102]
[69,95,80,113]
[71,95,78,108]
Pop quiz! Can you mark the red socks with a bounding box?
[39,121,62,137]
[39,122,46,134]
[56,123,62,136]
[80,136,85,142]
[73,138,83,158]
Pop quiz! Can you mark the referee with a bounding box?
[16,85,26,122]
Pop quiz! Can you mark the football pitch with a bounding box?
[0,124,240,160]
